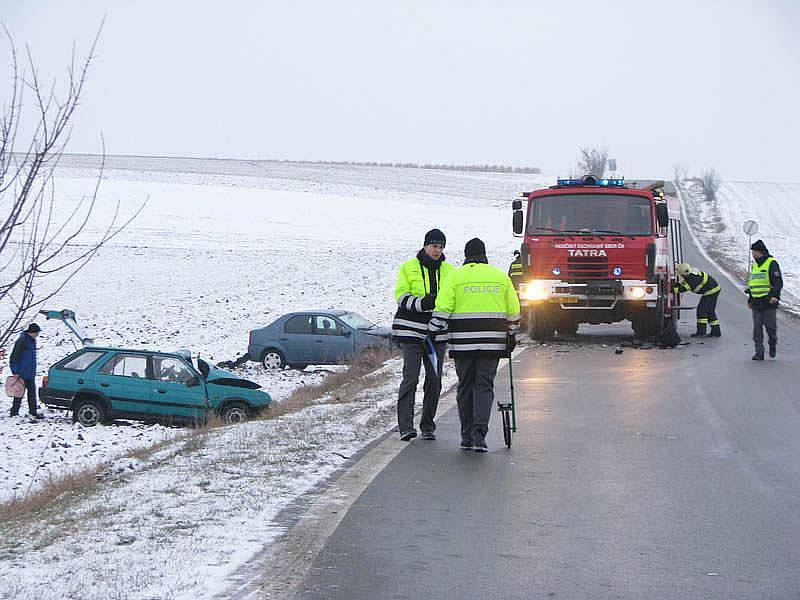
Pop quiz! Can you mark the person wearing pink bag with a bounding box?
[8,323,43,419]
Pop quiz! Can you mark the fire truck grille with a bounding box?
[566,256,609,279]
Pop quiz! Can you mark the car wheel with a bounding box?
[221,401,249,425]
[262,349,285,370]
[73,398,106,427]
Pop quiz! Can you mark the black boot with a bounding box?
[691,323,707,337]
[706,324,721,338]
[9,398,21,417]
[752,352,764,361]
[769,343,777,358]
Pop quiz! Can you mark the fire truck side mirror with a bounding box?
[656,203,669,228]
[513,210,524,236]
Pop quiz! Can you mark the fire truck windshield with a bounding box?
[529,194,653,236]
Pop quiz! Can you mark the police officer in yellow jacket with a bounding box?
[428,238,520,452]
[673,263,722,337]
[392,229,455,441]
[747,239,783,360]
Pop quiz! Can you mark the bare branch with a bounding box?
[0,19,142,347]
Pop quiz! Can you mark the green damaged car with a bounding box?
[37,310,271,426]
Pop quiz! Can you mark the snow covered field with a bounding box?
[0,158,550,504]
[0,157,547,599]
[679,179,800,314]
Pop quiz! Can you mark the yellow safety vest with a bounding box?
[748,257,775,299]
[429,262,521,353]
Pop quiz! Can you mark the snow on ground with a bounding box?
[0,356,463,600]
[0,157,547,598]
[679,179,800,314]
[0,159,551,503]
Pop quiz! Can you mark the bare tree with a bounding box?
[576,146,608,177]
[0,23,144,347]
[672,162,689,185]
[701,168,721,202]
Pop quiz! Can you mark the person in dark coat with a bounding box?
[9,323,43,418]
[747,239,783,360]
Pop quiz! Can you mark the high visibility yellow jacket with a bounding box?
[392,251,455,343]
[748,256,776,299]
[429,260,521,354]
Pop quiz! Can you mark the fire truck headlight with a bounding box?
[520,280,550,301]
[630,287,646,300]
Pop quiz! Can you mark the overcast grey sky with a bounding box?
[2,0,798,180]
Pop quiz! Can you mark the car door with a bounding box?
[313,315,356,364]
[150,355,208,422]
[95,353,154,418]
[281,315,315,363]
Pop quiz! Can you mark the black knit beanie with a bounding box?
[464,237,486,259]
[26,323,41,333]
[751,239,768,254]
[423,228,446,247]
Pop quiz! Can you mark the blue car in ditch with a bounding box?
[248,310,394,369]
[40,347,271,427]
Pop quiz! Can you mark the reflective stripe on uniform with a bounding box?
[448,331,507,339]
[449,343,508,352]
[703,285,721,296]
[692,272,709,293]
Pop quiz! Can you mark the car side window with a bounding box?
[153,357,194,383]
[60,350,107,371]
[315,316,343,335]
[284,315,313,334]
[98,354,149,379]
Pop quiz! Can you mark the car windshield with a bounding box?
[529,194,653,236]
[338,312,375,329]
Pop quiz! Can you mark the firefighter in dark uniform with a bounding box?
[508,250,524,291]
[747,239,783,360]
[674,263,721,337]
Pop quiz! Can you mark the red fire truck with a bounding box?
[511,175,683,340]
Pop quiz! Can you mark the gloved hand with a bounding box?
[507,333,517,353]
[421,294,436,311]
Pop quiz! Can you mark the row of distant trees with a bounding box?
[303,159,541,174]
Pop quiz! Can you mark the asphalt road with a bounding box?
[296,241,800,600]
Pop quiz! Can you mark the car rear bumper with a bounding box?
[40,387,73,409]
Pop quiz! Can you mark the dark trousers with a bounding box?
[10,379,38,416]
[752,307,777,354]
[454,354,500,442]
[397,342,445,434]
[697,292,720,326]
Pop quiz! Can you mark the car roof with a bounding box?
[73,347,187,357]
[283,310,349,318]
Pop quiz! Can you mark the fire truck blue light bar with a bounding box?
[557,178,625,187]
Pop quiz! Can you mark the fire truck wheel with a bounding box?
[528,308,555,341]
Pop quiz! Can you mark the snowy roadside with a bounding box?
[0,357,458,600]
[1,160,551,504]
[678,178,800,315]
